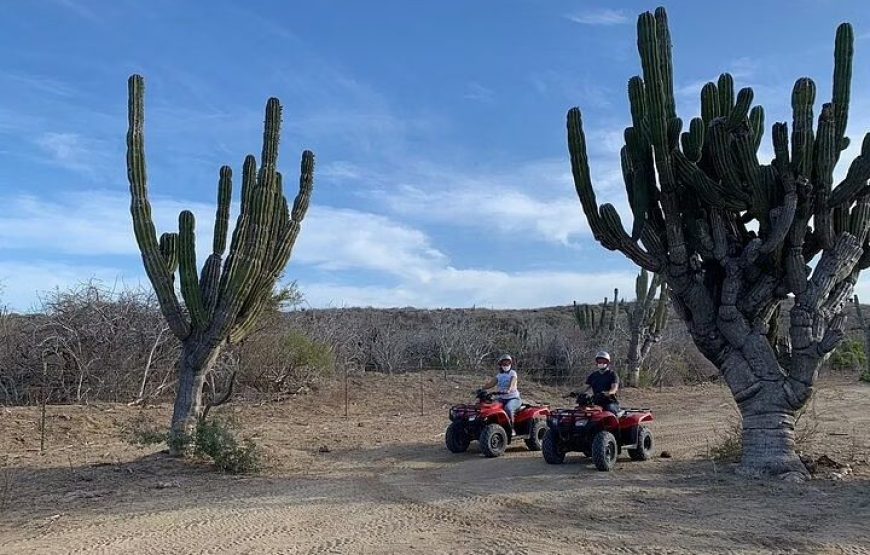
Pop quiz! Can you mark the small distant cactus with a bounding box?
[851,295,870,381]
[573,288,620,336]
[625,269,669,386]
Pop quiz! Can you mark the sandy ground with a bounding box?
[1,373,869,555]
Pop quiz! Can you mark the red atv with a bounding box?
[542,392,654,471]
[445,389,550,457]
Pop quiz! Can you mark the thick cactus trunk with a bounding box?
[740,407,804,478]
[169,340,223,453]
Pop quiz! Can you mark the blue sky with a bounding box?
[1,0,869,311]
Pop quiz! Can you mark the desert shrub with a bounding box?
[195,417,261,474]
[234,328,335,395]
[830,339,866,372]
[709,417,743,463]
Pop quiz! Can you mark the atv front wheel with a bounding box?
[524,419,547,451]
[542,428,565,464]
[445,421,471,453]
[592,431,618,471]
[479,424,508,458]
[627,425,653,461]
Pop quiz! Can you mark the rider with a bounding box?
[581,351,621,416]
[481,353,521,427]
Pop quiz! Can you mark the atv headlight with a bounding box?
[548,417,558,427]
[468,415,476,421]
[449,409,455,421]
[574,419,587,427]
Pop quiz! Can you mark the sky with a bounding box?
[0,0,869,311]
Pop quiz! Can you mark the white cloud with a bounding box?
[0,192,217,257]
[463,82,494,102]
[0,187,639,311]
[367,157,629,245]
[301,269,637,309]
[565,9,628,26]
[0,261,134,312]
[294,206,448,281]
[34,132,107,175]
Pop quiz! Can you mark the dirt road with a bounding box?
[2,374,869,554]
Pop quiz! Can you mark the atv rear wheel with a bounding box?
[592,431,618,471]
[542,428,565,464]
[445,421,471,453]
[524,419,547,451]
[479,424,508,458]
[627,425,653,461]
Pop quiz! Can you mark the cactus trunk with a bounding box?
[566,9,867,478]
[170,339,223,453]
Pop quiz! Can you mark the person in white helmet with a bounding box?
[581,351,620,415]
[481,353,521,426]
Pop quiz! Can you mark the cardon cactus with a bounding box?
[567,8,869,478]
[573,288,620,337]
[625,269,668,386]
[127,74,314,453]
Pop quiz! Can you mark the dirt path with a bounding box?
[2,375,869,554]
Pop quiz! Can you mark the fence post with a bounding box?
[344,362,349,418]
[419,359,424,416]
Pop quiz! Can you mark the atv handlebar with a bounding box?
[565,391,601,406]
[475,388,496,402]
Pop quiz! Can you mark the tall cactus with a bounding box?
[625,269,669,386]
[127,75,314,453]
[567,9,869,478]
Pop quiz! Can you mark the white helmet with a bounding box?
[595,351,611,362]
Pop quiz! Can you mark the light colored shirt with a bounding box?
[496,369,520,400]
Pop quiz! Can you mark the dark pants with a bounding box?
[594,393,620,416]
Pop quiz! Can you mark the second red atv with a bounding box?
[543,392,654,471]
[445,389,550,457]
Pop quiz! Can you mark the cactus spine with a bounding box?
[127,75,314,452]
[567,9,869,478]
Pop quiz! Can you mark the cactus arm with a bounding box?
[567,108,661,271]
[178,210,207,329]
[833,23,854,155]
[126,74,190,340]
[231,151,314,343]
[159,232,179,273]
[200,167,232,318]
[813,103,838,249]
[791,78,817,180]
[828,137,870,207]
